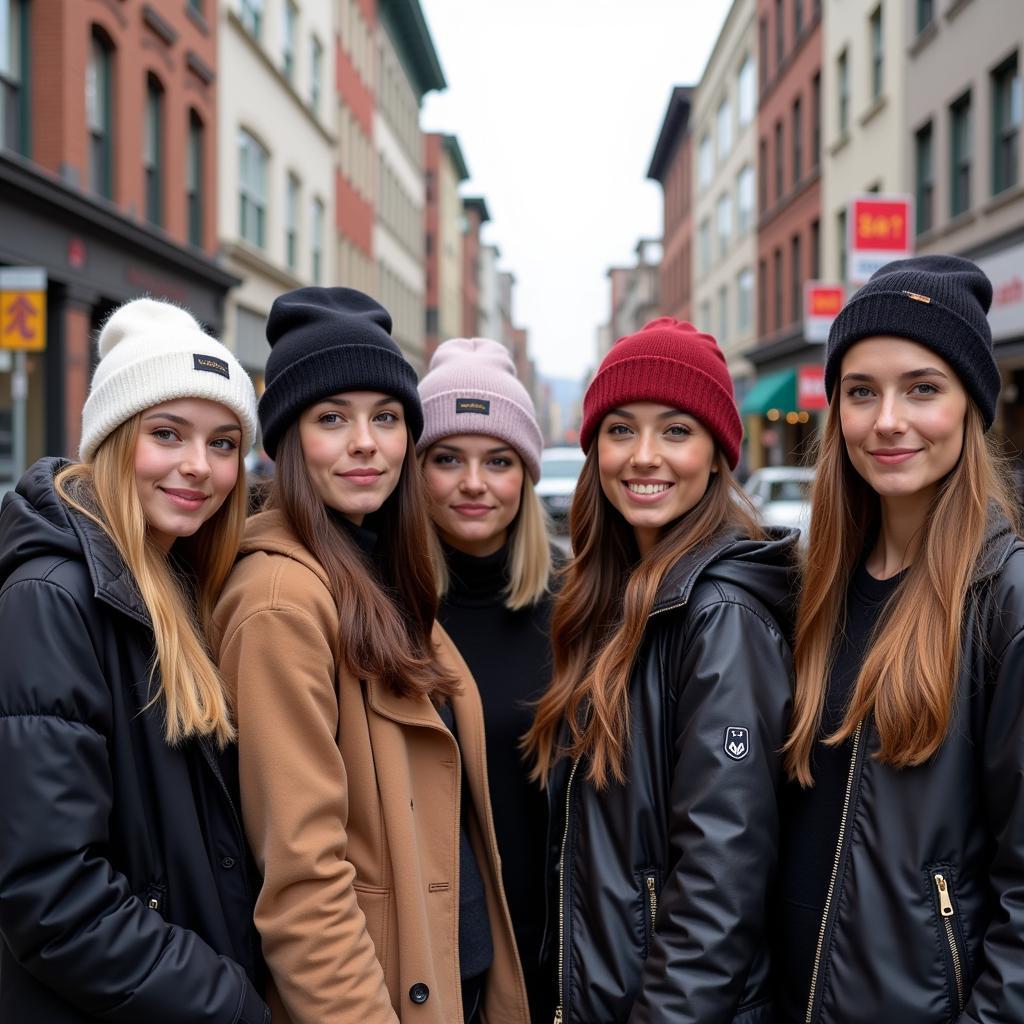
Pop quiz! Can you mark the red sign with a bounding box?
[804,282,845,342]
[808,286,843,317]
[848,194,914,285]
[797,365,827,410]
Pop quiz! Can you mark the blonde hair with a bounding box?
[426,472,552,610]
[784,398,1020,786]
[55,415,247,747]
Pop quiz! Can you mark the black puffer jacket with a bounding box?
[548,528,797,1024]
[776,516,1024,1024]
[0,459,268,1023]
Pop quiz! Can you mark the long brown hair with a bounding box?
[56,415,247,747]
[524,446,761,789]
[784,398,1020,786]
[271,422,459,701]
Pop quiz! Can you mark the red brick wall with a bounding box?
[660,133,693,322]
[462,208,482,338]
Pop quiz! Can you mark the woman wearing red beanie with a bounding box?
[524,318,796,1024]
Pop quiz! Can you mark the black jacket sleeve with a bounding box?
[961,620,1024,1024]
[0,575,268,1023]
[628,592,793,1024]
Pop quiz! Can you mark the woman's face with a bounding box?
[422,434,525,557]
[298,391,408,524]
[596,401,717,557]
[133,398,243,552]
[839,337,968,504]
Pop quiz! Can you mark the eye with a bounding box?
[909,382,939,396]
[846,385,874,399]
[374,410,400,424]
[432,453,459,465]
[152,427,179,442]
[607,423,632,436]
[489,457,513,468]
[665,424,693,438]
[210,437,240,451]
[318,412,342,425]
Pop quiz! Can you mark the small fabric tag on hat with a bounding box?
[193,354,230,378]
[902,290,932,304]
[456,397,490,415]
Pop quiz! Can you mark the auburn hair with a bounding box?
[784,398,1020,786]
[270,423,459,702]
[523,445,761,790]
[56,415,247,747]
[424,466,553,610]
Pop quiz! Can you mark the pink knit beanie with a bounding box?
[417,337,544,482]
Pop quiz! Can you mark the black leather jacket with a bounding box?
[0,459,268,1023]
[775,516,1024,1024]
[547,528,797,1024]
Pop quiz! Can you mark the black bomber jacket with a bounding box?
[547,527,798,1024]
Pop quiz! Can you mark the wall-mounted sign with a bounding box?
[848,194,914,286]
[804,282,846,343]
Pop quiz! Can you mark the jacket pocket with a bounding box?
[637,868,660,959]
[353,884,394,987]
[926,863,967,1017]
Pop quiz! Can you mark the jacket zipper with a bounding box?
[805,720,863,1024]
[934,872,964,1013]
[645,873,658,931]
[553,757,580,1024]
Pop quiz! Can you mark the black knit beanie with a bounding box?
[825,255,998,428]
[258,286,423,458]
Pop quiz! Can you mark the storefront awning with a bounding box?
[739,368,797,416]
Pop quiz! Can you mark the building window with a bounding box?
[698,217,711,274]
[915,121,934,234]
[310,35,323,113]
[738,54,755,127]
[992,53,1020,196]
[759,137,768,211]
[792,96,802,184]
[699,133,713,189]
[282,0,296,82]
[718,284,729,345]
[239,0,263,39]
[950,90,972,217]
[837,208,848,283]
[794,0,804,37]
[916,0,933,35]
[87,29,113,199]
[738,267,754,335]
[870,6,884,101]
[285,172,299,269]
[838,49,849,137]
[810,218,820,278]
[737,163,755,235]
[144,74,163,226]
[716,193,732,260]
[811,71,821,167]
[774,119,784,200]
[775,0,785,70]
[773,247,783,330]
[1,0,29,154]
[187,110,204,247]
[758,258,767,335]
[311,197,324,284]
[759,17,768,88]
[717,97,732,161]
[238,129,268,248]
[791,233,802,325]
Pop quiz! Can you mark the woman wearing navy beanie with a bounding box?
[777,255,1024,1024]
[524,317,797,1024]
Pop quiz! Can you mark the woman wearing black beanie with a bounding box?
[777,255,1024,1024]
[212,287,529,1024]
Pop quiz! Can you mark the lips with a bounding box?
[622,479,674,503]
[160,487,209,509]
[339,469,384,485]
[869,449,921,465]
[452,503,493,517]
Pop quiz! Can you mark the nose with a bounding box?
[874,391,906,436]
[459,462,486,495]
[180,441,212,481]
[348,418,378,456]
[630,429,661,469]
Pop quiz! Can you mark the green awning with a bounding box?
[740,368,797,416]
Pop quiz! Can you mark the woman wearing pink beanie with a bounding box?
[418,337,555,1021]
[524,317,796,1024]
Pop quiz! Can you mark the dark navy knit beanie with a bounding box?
[825,255,998,428]
[258,286,423,458]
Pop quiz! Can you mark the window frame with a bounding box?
[238,128,268,249]
[915,120,934,234]
[950,90,972,218]
[991,52,1020,196]
[144,73,163,226]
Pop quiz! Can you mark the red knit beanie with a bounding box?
[580,318,743,468]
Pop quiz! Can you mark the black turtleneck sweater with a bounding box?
[437,543,556,1019]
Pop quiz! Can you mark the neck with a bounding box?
[868,487,935,578]
[440,528,507,559]
[633,525,659,559]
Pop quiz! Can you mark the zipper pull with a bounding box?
[934,873,954,916]
[553,1008,563,1024]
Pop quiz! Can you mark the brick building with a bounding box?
[460,195,489,338]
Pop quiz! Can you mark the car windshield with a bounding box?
[541,459,584,479]
[767,479,811,502]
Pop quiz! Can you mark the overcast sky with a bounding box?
[420,0,732,380]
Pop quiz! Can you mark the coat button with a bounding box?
[409,983,429,1004]
[220,856,236,869]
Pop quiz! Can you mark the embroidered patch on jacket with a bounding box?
[193,354,230,378]
[724,726,750,761]
[456,397,490,415]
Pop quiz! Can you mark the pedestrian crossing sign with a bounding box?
[0,267,47,352]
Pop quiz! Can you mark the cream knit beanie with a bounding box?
[79,298,258,461]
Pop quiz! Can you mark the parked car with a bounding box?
[743,466,814,534]
[536,447,586,531]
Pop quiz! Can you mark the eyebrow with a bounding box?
[434,442,514,455]
[143,412,241,432]
[841,367,949,384]
[607,407,690,420]
[319,395,401,408]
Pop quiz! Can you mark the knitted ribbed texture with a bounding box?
[80,298,258,461]
[259,287,423,458]
[825,255,998,427]
[417,337,544,482]
[580,318,743,468]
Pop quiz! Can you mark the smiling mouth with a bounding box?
[625,481,672,495]
[161,488,209,508]
[869,449,921,464]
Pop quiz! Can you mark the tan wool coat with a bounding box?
[212,510,530,1024]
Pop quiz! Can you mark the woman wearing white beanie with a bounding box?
[418,336,555,1021]
[0,297,268,1022]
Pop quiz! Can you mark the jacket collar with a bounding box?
[650,529,742,615]
[972,508,1023,583]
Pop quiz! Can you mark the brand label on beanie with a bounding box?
[456,397,490,415]
[193,354,230,378]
